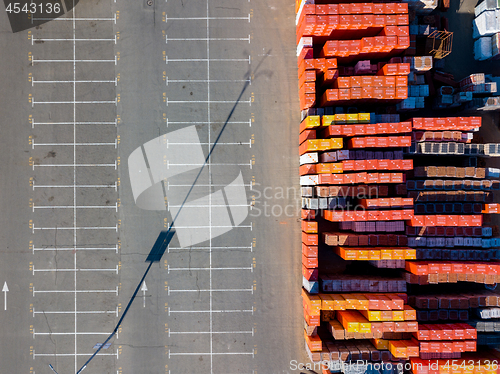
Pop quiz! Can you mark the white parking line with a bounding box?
[33,163,116,168]
[165,119,252,127]
[165,56,250,64]
[32,59,116,63]
[168,266,252,272]
[32,120,118,127]
[33,17,116,22]
[166,98,251,105]
[167,204,250,208]
[168,287,253,293]
[169,330,253,335]
[33,287,119,295]
[34,331,111,336]
[32,142,116,147]
[166,141,251,146]
[33,183,117,189]
[168,308,253,314]
[169,351,254,357]
[33,225,118,231]
[33,205,117,210]
[166,78,250,85]
[33,245,119,253]
[33,352,118,357]
[32,38,116,44]
[165,15,250,22]
[32,99,117,106]
[165,225,252,229]
[33,308,118,317]
[166,161,252,167]
[167,244,253,252]
[166,35,251,43]
[167,183,251,188]
[33,80,116,84]
[32,265,119,274]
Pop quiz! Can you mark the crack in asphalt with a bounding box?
[42,311,57,349]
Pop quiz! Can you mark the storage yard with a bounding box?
[297,0,500,372]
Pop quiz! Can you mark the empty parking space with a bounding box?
[28,1,120,373]
[160,1,255,373]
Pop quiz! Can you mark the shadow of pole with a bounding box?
[74,51,271,374]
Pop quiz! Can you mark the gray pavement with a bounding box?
[24,1,119,373]
[0,0,305,373]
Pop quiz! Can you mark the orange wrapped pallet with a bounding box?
[323,209,414,222]
[408,215,483,227]
[411,117,482,131]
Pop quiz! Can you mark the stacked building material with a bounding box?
[297,3,411,109]
[296,1,500,370]
[473,1,500,41]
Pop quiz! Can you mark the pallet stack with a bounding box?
[297,1,500,373]
[473,0,500,60]
[461,73,500,112]
[297,2,410,109]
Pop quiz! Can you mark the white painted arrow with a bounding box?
[2,282,8,311]
[141,282,147,308]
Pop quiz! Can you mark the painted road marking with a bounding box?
[165,35,251,43]
[165,140,251,146]
[161,225,252,229]
[32,225,118,231]
[165,119,252,127]
[31,120,118,127]
[33,308,119,317]
[32,163,116,168]
[168,266,252,272]
[168,309,253,315]
[2,282,8,311]
[33,287,119,295]
[168,351,254,357]
[167,183,251,189]
[32,59,116,63]
[141,282,148,308]
[167,245,252,252]
[33,183,117,189]
[32,99,117,105]
[165,98,251,105]
[166,78,251,85]
[165,56,250,64]
[33,245,118,253]
[166,204,251,208]
[33,205,117,210]
[32,16,116,22]
[168,330,253,335]
[165,15,251,22]
[168,287,253,293]
[32,37,116,44]
[34,332,111,336]
[32,142,116,147]
[33,352,118,357]
[165,161,252,167]
[32,266,119,274]
[33,80,116,84]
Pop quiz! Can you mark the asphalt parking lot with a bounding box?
[0,0,304,373]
